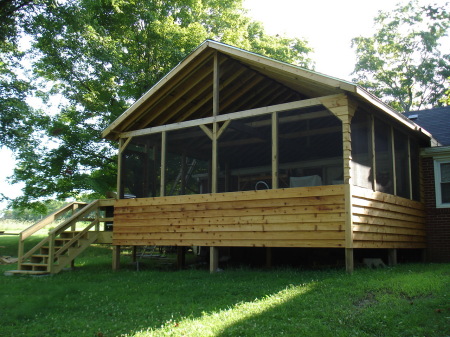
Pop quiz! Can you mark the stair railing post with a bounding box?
[18,233,24,270]
[48,233,55,273]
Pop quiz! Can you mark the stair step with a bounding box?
[5,270,49,276]
[21,262,48,267]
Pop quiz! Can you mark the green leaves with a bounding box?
[352,0,450,112]
[1,0,313,210]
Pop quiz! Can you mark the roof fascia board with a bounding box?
[354,87,433,140]
[209,40,357,93]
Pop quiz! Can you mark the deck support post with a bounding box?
[132,246,137,263]
[177,247,186,269]
[388,249,397,266]
[345,248,354,273]
[112,245,121,271]
[210,247,219,273]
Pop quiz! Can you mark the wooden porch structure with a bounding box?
[103,40,431,272]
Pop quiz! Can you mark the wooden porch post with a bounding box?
[160,131,167,197]
[272,111,279,189]
[321,95,357,273]
[112,245,121,271]
[210,51,220,273]
[388,249,397,266]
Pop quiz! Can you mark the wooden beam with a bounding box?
[119,96,340,139]
[272,112,279,189]
[371,115,377,191]
[210,246,219,273]
[408,137,413,200]
[212,123,218,193]
[388,248,397,266]
[217,119,231,140]
[160,131,167,197]
[112,245,121,271]
[199,124,213,140]
[117,138,124,198]
[345,248,354,273]
[391,126,397,196]
[213,52,220,116]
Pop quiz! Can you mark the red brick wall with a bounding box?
[422,157,450,262]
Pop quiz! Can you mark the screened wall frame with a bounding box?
[350,107,423,201]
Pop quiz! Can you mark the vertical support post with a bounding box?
[407,137,413,200]
[391,126,397,196]
[210,52,220,271]
[117,138,124,198]
[213,52,219,117]
[132,246,137,263]
[322,95,356,273]
[388,248,397,266]
[272,112,279,189]
[48,233,55,273]
[152,145,158,197]
[342,114,355,273]
[210,246,219,273]
[371,115,377,191]
[177,247,186,270]
[112,245,121,271]
[18,234,24,270]
[212,123,218,194]
[160,131,167,197]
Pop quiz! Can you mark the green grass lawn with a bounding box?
[1,234,449,337]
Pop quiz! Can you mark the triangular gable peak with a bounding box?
[102,40,431,141]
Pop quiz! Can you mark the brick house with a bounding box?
[405,107,450,262]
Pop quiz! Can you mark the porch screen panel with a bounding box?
[166,126,211,196]
[351,109,373,189]
[218,114,271,192]
[394,129,410,198]
[121,133,161,198]
[374,118,394,194]
[278,106,343,188]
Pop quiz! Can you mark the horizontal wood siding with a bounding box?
[352,186,426,249]
[113,185,346,248]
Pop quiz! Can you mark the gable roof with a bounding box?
[404,106,450,146]
[102,40,431,142]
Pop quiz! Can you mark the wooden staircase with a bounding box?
[7,199,114,275]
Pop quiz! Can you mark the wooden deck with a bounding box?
[113,185,346,248]
[352,186,426,248]
[113,184,426,251]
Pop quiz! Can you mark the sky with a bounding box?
[0,0,448,210]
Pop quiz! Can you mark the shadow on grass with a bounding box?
[1,235,449,337]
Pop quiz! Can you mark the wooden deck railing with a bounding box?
[18,202,88,266]
[17,199,115,272]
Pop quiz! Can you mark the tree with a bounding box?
[351,0,450,113]
[7,0,313,211]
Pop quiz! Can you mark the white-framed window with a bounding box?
[434,157,450,208]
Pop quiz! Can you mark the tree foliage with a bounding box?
[3,0,313,211]
[352,0,450,112]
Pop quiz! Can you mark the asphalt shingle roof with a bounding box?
[404,106,450,146]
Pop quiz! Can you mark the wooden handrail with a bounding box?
[20,202,88,241]
[18,199,113,268]
[53,219,99,259]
